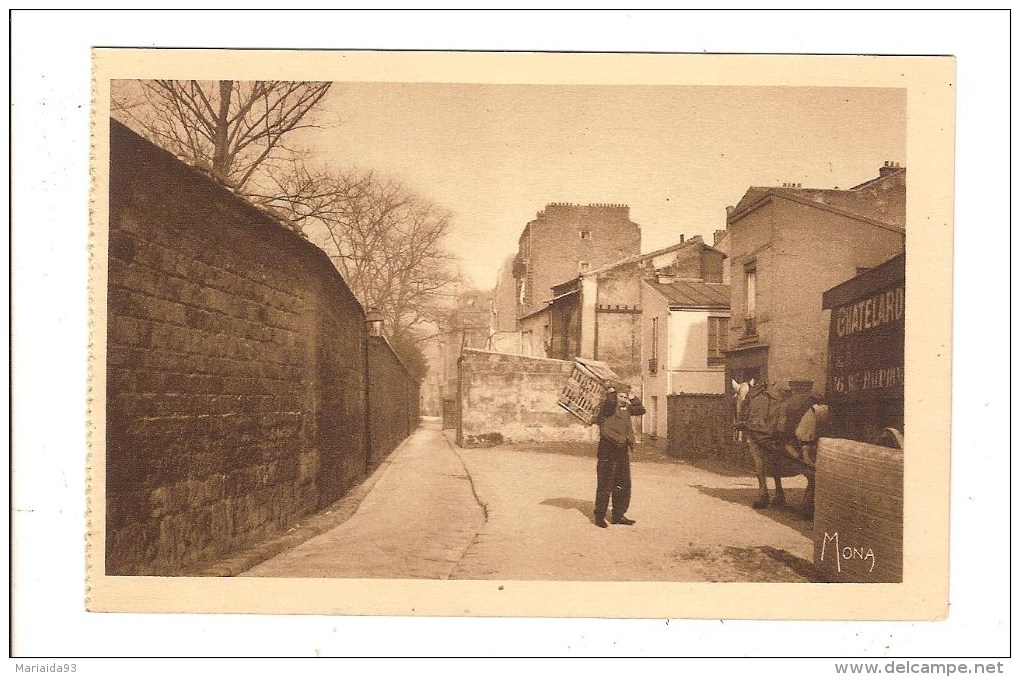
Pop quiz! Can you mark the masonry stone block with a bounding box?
[105,121,421,575]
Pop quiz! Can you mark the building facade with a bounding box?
[490,254,519,337]
[641,275,731,439]
[513,203,640,320]
[542,237,726,390]
[723,163,906,393]
[425,288,494,424]
[517,305,551,358]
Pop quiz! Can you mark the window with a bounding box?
[648,317,659,373]
[580,230,591,240]
[708,316,729,366]
[578,260,589,272]
[744,261,757,336]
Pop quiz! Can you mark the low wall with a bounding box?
[666,393,750,468]
[457,349,595,447]
[813,437,903,583]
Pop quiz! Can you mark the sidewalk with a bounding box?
[241,418,485,579]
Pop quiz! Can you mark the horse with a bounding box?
[732,379,828,517]
[731,379,753,444]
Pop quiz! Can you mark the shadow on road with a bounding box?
[758,546,820,582]
[500,440,688,465]
[691,484,814,540]
[676,455,752,478]
[541,497,596,517]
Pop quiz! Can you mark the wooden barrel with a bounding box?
[813,437,903,582]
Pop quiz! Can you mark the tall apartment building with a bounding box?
[513,203,641,320]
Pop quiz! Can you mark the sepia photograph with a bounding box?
[104,78,907,582]
[12,8,1013,666]
[84,49,954,621]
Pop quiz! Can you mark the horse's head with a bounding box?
[811,403,830,431]
[732,378,755,424]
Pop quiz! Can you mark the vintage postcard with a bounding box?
[87,49,954,619]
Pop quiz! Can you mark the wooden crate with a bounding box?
[557,358,621,425]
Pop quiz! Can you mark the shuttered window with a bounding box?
[708,316,729,366]
[744,261,757,336]
[650,317,659,360]
[745,263,757,318]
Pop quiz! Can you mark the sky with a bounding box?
[299,84,906,290]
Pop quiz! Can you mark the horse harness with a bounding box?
[738,385,821,471]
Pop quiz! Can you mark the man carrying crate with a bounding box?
[593,386,646,528]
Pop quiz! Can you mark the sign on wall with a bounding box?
[828,283,905,402]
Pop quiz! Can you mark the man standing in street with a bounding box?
[593,387,646,528]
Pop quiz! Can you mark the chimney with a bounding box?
[678,234,685,244]
[713,229,727,247]
[879,160,903,177]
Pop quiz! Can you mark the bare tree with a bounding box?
[112,80,331,203]
[246,157,354,229]
[311,169,462,349]
[114,79,463,377]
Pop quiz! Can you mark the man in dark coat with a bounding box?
[593,387,646,528]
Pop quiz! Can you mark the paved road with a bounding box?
[242,419,815,582]
[242,419,484,579]
[451,444,814,582]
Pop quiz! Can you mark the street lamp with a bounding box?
[364,308,384,473]
[365,307,384,337]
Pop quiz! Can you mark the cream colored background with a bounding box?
[14,9,1009,661]
[85,50,954,620]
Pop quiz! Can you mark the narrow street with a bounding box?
[242,419,817,582]
[242,419,484,579]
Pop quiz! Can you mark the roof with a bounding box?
[644,280,731,309]
[543,287,580,304]
[728,168,906,233]
[550,277,581,295]
[580,236,724,279]
[517,304,551,322]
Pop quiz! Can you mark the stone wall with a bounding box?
[457,349,595,446]
[105,120,418,575]
[666,394,751,468]
[516,203,640,318]
[368,336,421,468]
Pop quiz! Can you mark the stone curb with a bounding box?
[195,451,399,577]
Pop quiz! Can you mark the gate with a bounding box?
[666,393,749,468]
